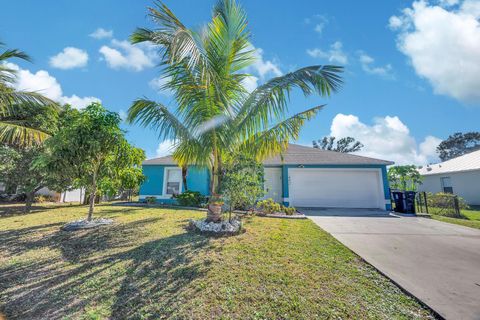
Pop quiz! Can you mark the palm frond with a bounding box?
[127,98,192,141]
[235,65,343,137]
[0,120,50,146]
[0,87,57,114]
[131,3,208,74]
[0,48,31,63]
[240,105,325,160]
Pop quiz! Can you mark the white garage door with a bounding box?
[289,168,384,209]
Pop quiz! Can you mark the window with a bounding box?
[441,177,453,193]
[165,168,182,195]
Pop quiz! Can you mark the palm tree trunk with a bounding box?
[182,166,188,191]
[207,148,222,222]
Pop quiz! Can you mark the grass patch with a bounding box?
[0,203,434,319]
[430,206,480,230]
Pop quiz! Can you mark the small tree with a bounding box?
[388,165,422,191]
[313,136,363,153]
[0,145,60,212]
[221,155,264,219]
[42,103,145,220]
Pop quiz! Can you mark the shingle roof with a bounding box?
[262,144,393,165]
[143,155,176,165]
[143,144,393,166]
[418,149,480,176]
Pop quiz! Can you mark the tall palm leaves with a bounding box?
[0,42,56,146]
[128,0,343,218]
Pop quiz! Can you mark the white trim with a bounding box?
[283,197,290,202]
[162,167,183,196]
[139,194,173,200]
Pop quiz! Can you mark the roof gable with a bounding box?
[143,144,393,166]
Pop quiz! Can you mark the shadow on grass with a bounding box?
[0,217,211,319]
[0,202,84,217]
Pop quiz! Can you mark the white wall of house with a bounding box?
[60,188,85,203]
[36,187,58,197]
[418,170,480,205]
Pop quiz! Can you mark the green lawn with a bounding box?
[430,206,480,230]
[0,203,434,319]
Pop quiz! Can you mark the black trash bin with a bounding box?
[404,191,416,214]
[392,191,405,213]
[391,191,416,214]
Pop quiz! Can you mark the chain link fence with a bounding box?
[415,191,467,218]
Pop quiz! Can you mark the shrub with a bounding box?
[283,206,296,216]
[427,192,469,218]
[257,198,282,214]
[145,196,157,204]
[221,155,264,212]
[173,190,206,207]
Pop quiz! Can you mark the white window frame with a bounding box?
[162,167,183,197]
[440,176,453,193]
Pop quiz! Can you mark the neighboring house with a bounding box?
[140,144,394,210]
[36,187,86,203]
[418,150,480,205]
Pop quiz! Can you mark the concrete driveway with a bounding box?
[301,208,480,320]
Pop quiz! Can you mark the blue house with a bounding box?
[140,144,394,210]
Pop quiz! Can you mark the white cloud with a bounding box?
[250,46,282,79]
[89,28,113,39]
[242,75,259,93]
[329,113,441,165]
[156,139,175,157]
[314,24,324,34]
[49,47,88,70]
[119,109,127,121]
[359,52,394,78]
[149,76,173,96]
[389,0,480,103]
[99,39,157,71]
[304,14,328,35]
[240,44,282,92]
[307,41,348,65]
[61,95,100,109]
[4,62,100,109]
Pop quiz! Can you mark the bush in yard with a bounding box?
[427,192,469,217]
[173,190,206,207]
[283,206,296,216]
[257,198,282,214]
[145,196,157,204]
[221,155,265,213]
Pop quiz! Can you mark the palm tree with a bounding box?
[128,0,343,222]
[0,41,56,146]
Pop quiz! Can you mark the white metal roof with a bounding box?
[418,149,480,176]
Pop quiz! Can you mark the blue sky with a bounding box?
[1,0,479,164]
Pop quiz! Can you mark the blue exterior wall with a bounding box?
[141,163,391,210]
[139,165,210,204]
[280,164,391,210]
[186,166,210,195]
[140,165,166,196]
